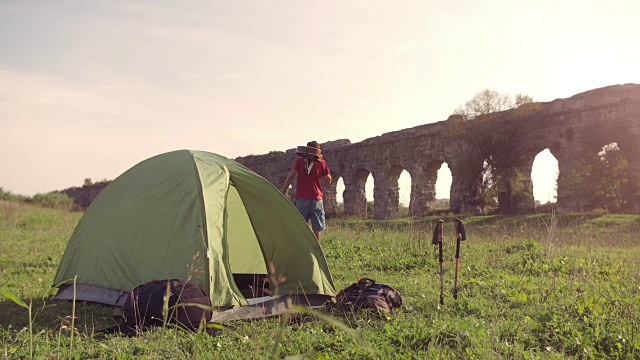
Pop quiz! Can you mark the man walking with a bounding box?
[281,141,332,242]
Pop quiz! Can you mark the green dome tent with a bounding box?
[52,150,335,309]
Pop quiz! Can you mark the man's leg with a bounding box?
[309,200,326,243]
[295,199,311,222]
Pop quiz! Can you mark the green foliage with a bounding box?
[464,157,533,215]
[588,143,638,212]
[28,192,75,211]
[453,89,533,120]
[564,117,640,213]
[1,187,76,210]
[2,205,640,358]
[0,187,27,202]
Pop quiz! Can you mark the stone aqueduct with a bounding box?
[235,84,640,219]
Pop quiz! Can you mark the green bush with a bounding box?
[0,187,26,202]
[28,192,74,210]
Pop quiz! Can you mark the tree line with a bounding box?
[0,188,75,210]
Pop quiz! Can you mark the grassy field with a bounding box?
[1,201,640,359]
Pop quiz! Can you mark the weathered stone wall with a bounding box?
[236,84,640,219]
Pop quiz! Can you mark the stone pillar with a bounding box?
[518,183,535,212]
[343,169,368,218]
[495,165,535,214]
[322,180,337,216]
[627,156,640,213]
[449,161,481,214]
[556,149,587,213]
[517,163,535,213]
[555,150,585,213]
[408,167,437,217]
[370,165,406,220]
[373,172,392,220]
[389,181,402,220]
[618,136,640,213]
[449,174,467,213]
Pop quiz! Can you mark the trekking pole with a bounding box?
[452,218,467,300]
[431,219,445,305]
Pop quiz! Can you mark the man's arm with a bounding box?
[322,173,332,185]
[322,161,332,185]
[281,169,297,195]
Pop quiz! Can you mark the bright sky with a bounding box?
[2,1,639,204]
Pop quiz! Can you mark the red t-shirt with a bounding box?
[293,157,330,200]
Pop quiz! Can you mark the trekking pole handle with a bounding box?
[453,218,466,241]
[436,219,444,261]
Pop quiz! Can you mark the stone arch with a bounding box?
[435,162,452,209]
[335,176,345,213]
[531,149,559,205]
[398,169,412,215]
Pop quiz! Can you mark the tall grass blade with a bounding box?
[289,305,376,358]
[70,275,77,360]
[270,309,289,360]
[0,291,28,309]
[28,299,33,359]
[0,291,33,358]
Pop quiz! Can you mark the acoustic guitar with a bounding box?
[295,145,323,161]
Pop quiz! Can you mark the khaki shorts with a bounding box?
[294,199,326,231]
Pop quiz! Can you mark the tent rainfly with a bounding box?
[52,150,335,309]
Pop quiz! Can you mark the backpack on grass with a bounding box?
[334,278,402,314]
[105,279,220,336]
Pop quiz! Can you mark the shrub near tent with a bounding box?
[52,150,335,309]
